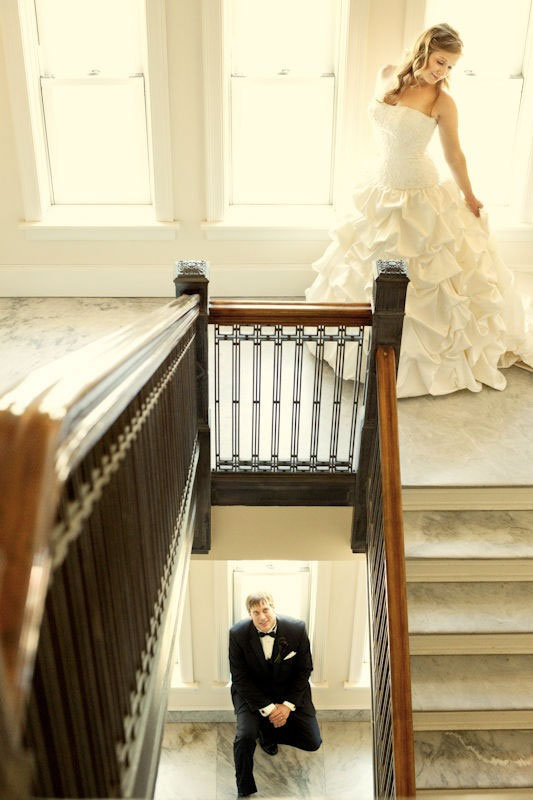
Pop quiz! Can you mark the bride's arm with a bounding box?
[435,92,483,217]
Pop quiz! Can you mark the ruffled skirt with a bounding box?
[305,179,533,398]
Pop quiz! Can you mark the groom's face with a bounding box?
[249,600,276,633]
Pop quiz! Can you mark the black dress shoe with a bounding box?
[258,738,278,756]
[237,791,257,797]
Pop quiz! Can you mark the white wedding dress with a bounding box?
[305,98,533,398]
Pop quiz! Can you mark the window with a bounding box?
[35,0,151,205]
[3,0,174,233]
[231,561,311,627]
[202,0,366,232]
[423,0,532,207]
[229,0,338,206]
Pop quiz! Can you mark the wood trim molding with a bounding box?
[213,562,231,685]
[346,558,369,685]
[201,0,227,222]
[376,345,416,797]
[0,0,51,220]
[208,298,373,326]
[144,0,175,222]
[309,562,332,685]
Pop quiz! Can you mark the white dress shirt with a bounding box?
[257,625,296,717]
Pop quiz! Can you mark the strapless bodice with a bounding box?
[370,99,439,189]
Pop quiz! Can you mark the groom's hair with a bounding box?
[245,592,275,612]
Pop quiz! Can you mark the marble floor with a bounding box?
[154,721,373,800]
[1,294,532,486]
[154,721,533,799]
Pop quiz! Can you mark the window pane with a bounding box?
[232,0,336,75]
[35,0,143,75]
[232,562,311,626]
[41,78,151,203]
[231,77,334,204]
[424,0,530,76]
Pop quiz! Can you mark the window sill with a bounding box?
[201,203,533,243]
[19,205,179,241]
[488,206,533,241]
[201,205,336,241]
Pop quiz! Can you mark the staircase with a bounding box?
[404,509,533,794]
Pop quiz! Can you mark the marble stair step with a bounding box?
[413,710,533,732]
[411,655,533,712]
[407,582,533,634]
[403,510,533,560]
[406,558,533,583]
[410,633,533,655]
[414,729,533,791]
[417,791,533,798]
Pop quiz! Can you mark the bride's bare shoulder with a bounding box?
[375,64,397,100]
[433,88,458,118]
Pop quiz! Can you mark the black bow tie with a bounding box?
[258,630,276,638]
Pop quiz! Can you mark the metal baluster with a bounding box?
[251,324,261,471]
[231,325,241,470]
[270,325,283,470]
[309,325,325,471]
[348,326,365,470]
[290,325,304,471]
[214,324,221,470]
[329,325,346,471]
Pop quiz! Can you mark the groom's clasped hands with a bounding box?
[268,703,291,728]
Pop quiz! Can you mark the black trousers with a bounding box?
[233,707,322,796]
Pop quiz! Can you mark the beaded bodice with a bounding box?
[370,99,439,189]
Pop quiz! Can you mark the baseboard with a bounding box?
[165,708,371,723]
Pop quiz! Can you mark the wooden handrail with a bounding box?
[208,298,373,326]
[376,344,416,798]
[0,295,199,722]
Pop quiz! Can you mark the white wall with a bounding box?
[1,0,529,297]
[168,558,371,712]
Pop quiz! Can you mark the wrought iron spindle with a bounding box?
[328,325,346,470]
[214,324,221,470]
[251,324,262,470]
[348,326,365,470]
[290,325,304,471]
[270,325,283,470]
[309,325,325,471]
[231,324,241,470]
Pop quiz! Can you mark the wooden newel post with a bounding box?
[174,260,211,553]
[351,259,409,552]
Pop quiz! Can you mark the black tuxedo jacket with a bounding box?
[229,614,316,717]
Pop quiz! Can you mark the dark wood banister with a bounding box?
[376,345,416,798]
[208,298,373,326]
[0,295,199,723]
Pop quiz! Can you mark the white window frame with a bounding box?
[404,0,533,226]
[200,0,371,239]
[1,0,177,240]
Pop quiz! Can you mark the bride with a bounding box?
[305,23,533,398]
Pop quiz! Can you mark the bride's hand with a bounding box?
[465,193,483,217]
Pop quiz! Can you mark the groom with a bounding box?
[228,591,322,798]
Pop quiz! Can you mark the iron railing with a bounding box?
[0,294,203,798]
[212,321,365,472]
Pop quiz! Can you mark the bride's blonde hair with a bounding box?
[384,23,463,103]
